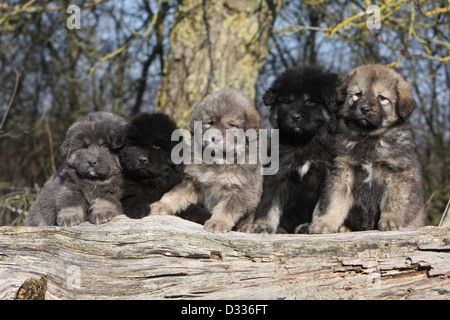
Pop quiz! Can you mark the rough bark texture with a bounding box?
[155,0,281,128]
[0,215,449,300]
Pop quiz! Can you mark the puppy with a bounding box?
[28,112,126,226]
[309,64,425,233]
[150,88,263,233]
[252,67,339,234]
[120,112,210,223]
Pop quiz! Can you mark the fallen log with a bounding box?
[0,215,449,300]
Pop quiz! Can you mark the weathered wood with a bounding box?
[0,215,449,300]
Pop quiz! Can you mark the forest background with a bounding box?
[0,0,448,226]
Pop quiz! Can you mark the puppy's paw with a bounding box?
[57,206,85,227]
[294,223,310,234]
[149,202,173,216]
[236,222,253,233]
[122,200,151,219]
[89,199,119,225]
[378,212,403,231]
[252,221,276,234]
[338,225,352,233]
[204,218,234,233]
[309,219,339,234]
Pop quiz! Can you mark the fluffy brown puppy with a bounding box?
[308,64,425,233]
[150,88,263,233]
[28,112,126,227]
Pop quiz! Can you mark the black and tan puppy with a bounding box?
[28,112,126,226]
[150,88,263,233]
[309,64,425,233]
[120,112,209,223]
[252,67,339,234]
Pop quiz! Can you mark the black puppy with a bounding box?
[120,113,209,223]
[252,67,339,233]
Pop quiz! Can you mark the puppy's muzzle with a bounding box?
[210,135,222,143]
[138,156,148,164]
[291,113,301,122]
[359,105,371,115]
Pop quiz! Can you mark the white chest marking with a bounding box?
[298,161,311,179]
[362,162,373,185]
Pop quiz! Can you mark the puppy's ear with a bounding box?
[396,79,415,122]
[60,138,71,159]
[262,88,278,107]
[246,108,262,131]
[110,132,124,150]
[189,94,213,134]
[106,121,126,150]
[336,78,349,104]
[337,68,358,103]
[189,110,201,135]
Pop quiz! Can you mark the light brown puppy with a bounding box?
[308,64,425,233]
[150,88,263,233]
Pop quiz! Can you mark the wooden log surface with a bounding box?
[0,214,449,300]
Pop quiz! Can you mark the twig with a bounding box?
[0,70,20,132]
[438,198,450,227]
[45,118,57,175]
[366,25,398,54]
[423,191,436,217]
[2,204,28,217]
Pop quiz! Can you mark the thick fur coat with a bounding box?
[120,112,209,223]
[150,88,263,233]
[309,64,425,233]
[28,112,126,226]
[252,67,340,233]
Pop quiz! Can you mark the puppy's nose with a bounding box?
[291,113,301,121]
[139,156,148,164]
[360,106,371,115]
[88,159,97,166]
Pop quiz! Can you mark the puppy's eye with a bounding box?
[207,121,214,126]
[352,92,362,101]
[101,144,110,150]
[153,144,160,150]
[378,95,390,104]
[279,97,292,105]
[228,123,236,128]
[82,144,89,150]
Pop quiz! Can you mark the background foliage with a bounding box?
[0,0,448,226]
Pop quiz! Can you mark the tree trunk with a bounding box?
[155,0,281,128]
[0,215,449,300]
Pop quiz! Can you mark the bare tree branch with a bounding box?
[0,70,20,134]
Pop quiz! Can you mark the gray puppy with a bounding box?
[28,112,126,227]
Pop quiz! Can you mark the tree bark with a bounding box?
[155,0,281,128]
[0,215,449,300]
